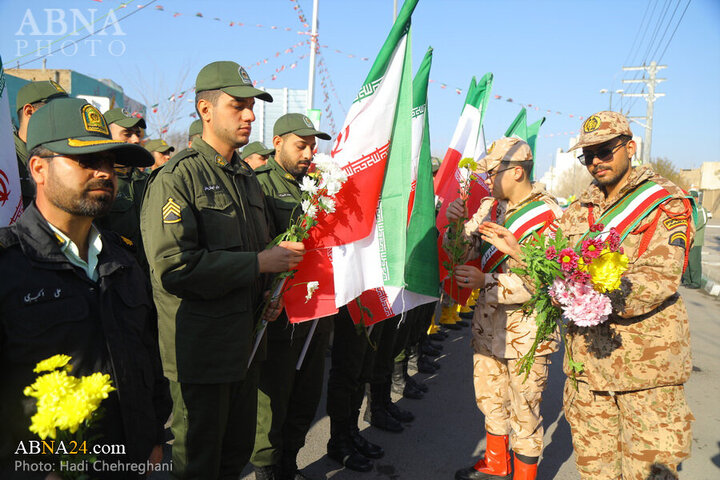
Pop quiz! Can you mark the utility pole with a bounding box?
[620,61,666,164]
[306,0,319,111]
[599,88,624,110]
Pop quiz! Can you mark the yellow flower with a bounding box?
[458,157,478,170]
[29,406,58,440]
[78,373,115,408]
[33,354,72,373]
[24,370,78,404]
[55,390,95,434]
[587,249,629,292]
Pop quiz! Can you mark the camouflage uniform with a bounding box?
[559,112,695,479]
[447,138,563,458]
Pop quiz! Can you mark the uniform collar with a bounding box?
[46,221,103,281]
[14,132,28,162]
[266,156,300,186]
[192,137,253,176]
[580,164,655,206]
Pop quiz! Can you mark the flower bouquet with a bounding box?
[443,157,480,293]
[511,224,629,385]
[249,154,347,366]
[23,354,115,479]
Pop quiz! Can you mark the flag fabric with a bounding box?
[284,0,419,323]
[505,107,528,139]
[433,73,493,304]
[304,0,420,250]
[346,45,439,324]
[526,116,545,180]
[0,56,23,226]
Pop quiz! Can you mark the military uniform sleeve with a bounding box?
[141,172,260,300]
[619,197,694,318]
[484,271,532,305]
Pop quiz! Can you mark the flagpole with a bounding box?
[295,318,319,370]
[306,0,319,111]
[393,0,398,21]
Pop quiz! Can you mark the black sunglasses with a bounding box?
[578,140,629,166]
[486,166,516,179]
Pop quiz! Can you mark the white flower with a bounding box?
[305,281,319,303]
[312,153,335,172]
[319,196,336,213]
[301,199,318,219]
[300,176,319,195]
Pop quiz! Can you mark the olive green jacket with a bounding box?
[14,132,34,209]
[96,167,149,270]
[141,137,272,383]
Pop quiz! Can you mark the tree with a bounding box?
[650,157,689,190]
[552,163,593,200]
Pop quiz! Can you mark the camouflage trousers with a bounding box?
[472,352,549,457]
[563,380,694,480]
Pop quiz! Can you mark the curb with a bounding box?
[701,275,720,297]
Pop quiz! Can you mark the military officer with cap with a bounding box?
[242,141,275,170]
[0,97,170,478]
[482,112,695,480]
[96,107,150,270]
[251,113,332,480]
[145,138,175,171]
[187,119,202,148]
[140,61,306,479]
[14,80,69,208]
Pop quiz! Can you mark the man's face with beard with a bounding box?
[274,133,316,180]
[582,136,635,191]
[43,151,118,217]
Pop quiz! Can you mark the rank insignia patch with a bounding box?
[663,217,687,231]
[669,231,687,249]
[162,198,182,224]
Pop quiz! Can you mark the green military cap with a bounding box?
[273,113,331,140]
[195,61,273,102]
[188,119,202,137]
[241,141,275,160]
[27,97,153,168]
[145,138,175,154]
[103,107,147,129]
[16,80,68,108]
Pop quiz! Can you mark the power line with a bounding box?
[649,0,684,60]
[658,0,692,62]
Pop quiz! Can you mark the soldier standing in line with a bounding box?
[13,80,69,208]
[96,107,149,268]
[251,113,332,480]
[448,138,562,480]
[242,141,275,170]
[481,113,695,480]
[187,119,202,148]
[144,139,175,171]
[140,61,305,480]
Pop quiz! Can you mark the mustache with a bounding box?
[85,179,115,191]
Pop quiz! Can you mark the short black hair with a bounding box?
[500,160,533,178]
[27,145,55,188]
[195,89,223,116]
[17,101,46,123]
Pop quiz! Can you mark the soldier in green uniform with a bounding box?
[188,119,202,147]
[242,141,275,170]
[14,80,69,208]
[95,107,150,269]
[251,114,332,480]
[145,138,175,171]
[140,61,306,480]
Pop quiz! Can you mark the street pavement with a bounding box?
[234,286,720,479]
[701,218,720,295]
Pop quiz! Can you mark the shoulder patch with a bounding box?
[669,231,687,249]
[663,217,688,231]
[162,198,182,224]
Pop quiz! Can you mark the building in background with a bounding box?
[6,68,145,127]
[680,162,720,216]
[247,87,309,147]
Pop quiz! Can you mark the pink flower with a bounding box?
[563,289,612,327]
[570,269,591,284]
[558,248,579,272]
[545,246,558,260]
[590,222,605,232]
[549,278,572,306]
[606,228,621,251]
[581,238,603,262]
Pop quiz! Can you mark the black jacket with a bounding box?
[0,204,171,475]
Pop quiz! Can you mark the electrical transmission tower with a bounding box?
[621,61,666,164]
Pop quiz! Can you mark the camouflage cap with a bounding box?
[477,137,532,173]
[103,107,147,129]
[188,119,202,137]
[145,138,175,154]
[26,97,153,168]
[16,80,68,109]
[273,113,331,140]
[569,111,632,151]
[241,141,275,160]
[195,61,273,102]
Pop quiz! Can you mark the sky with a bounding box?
[1,0,719,180]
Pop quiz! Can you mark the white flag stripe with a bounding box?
[597,184,665,240]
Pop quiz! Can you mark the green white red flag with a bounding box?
[0,55,23,226]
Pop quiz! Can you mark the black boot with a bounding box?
[421,342,441,357]
[367,382,403,432]
[254,465,279,480]
[402,379,425,399]
[349,428,384,459]
[386,401,414,423]
[328,422,373,472]
[417,355,440,374]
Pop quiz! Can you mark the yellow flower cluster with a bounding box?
[587,249,629,293]
[23,355,115,440]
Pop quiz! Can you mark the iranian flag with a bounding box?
[433,73,493,304]
[284,0,419,323]
[0,56,23,226]
[344,46,439,324]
